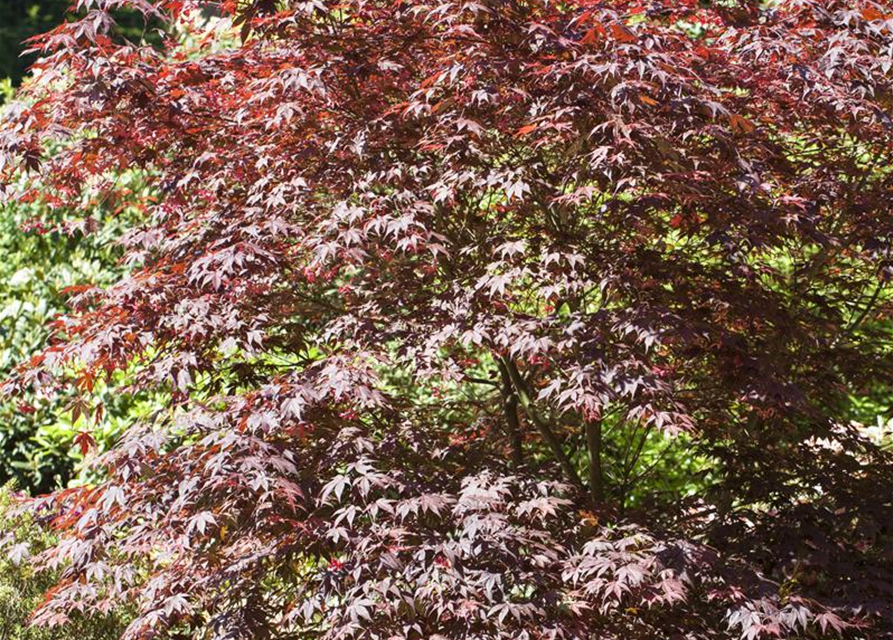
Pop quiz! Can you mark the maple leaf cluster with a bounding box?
[3,0,893,638]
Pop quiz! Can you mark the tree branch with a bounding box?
[502,358,584,491]
[497,361,523,468]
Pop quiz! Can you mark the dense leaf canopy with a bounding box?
[2,0,893,639]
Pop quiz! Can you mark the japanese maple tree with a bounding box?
[3,0,893,638]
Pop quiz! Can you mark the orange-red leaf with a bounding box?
[610,23,637,44]
[74,430,96,456]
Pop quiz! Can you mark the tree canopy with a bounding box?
[2,0,893,639]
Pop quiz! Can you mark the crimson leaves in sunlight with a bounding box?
[3,0,893,638]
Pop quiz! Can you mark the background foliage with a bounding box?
[0,172,143,492]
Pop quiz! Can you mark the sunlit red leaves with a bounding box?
[862,6,886,22]
[73,430,96,456]
[609,22,638,44]
[728,114,756,135]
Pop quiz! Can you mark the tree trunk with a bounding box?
[497,361,523,468]
[585,419,605,504]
